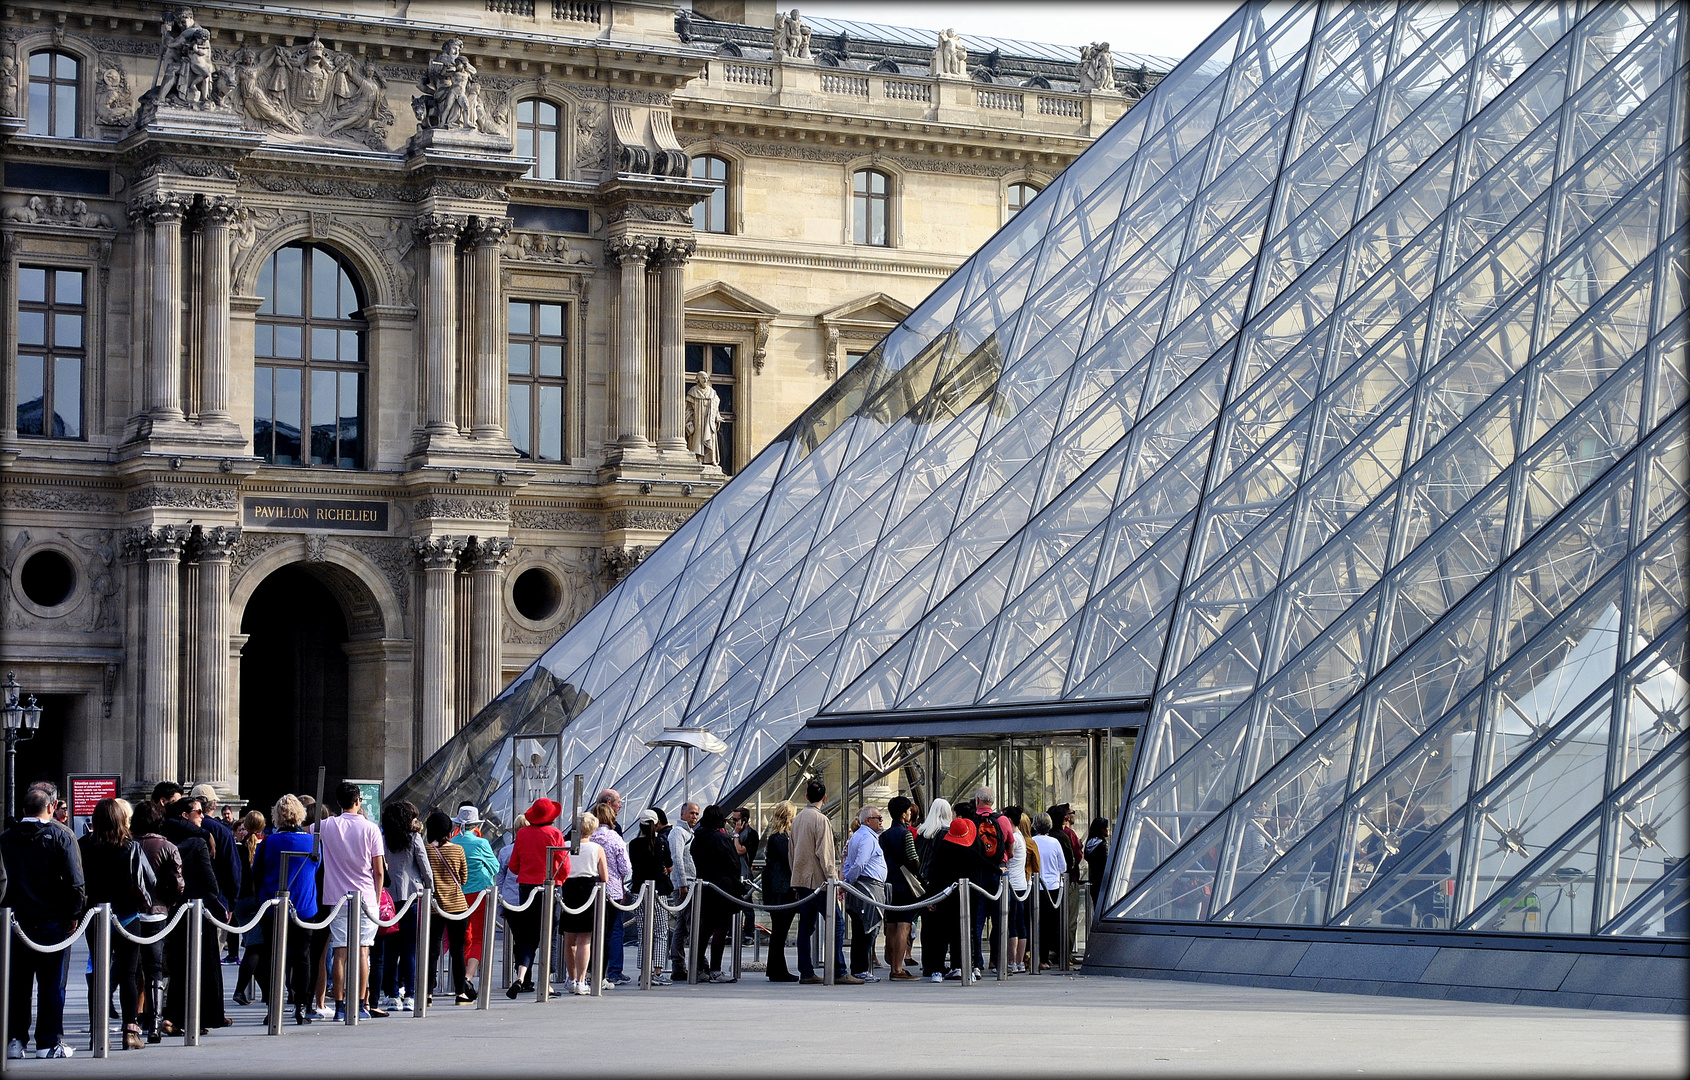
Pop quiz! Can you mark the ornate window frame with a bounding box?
[683,142,745,236]
[17,36,97,140]
[843,157,904,249]
[2,230,112,450]
[1003,171,1053,224]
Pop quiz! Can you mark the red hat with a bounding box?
[943,817,976,847]
[524,798,561,826]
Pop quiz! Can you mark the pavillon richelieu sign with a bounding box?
[243,497,389,532]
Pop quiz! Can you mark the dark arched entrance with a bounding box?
[239,565,351,813]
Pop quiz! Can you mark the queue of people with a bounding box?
[0,775,1109,1058]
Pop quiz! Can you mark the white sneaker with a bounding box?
[312,1004,335,1019]
[599,978,614,991]
[574,981,590,996]
[7,1040,24,1060]
[930,972,943,983]
[852,971,881,983]
[37,1043,74,1059]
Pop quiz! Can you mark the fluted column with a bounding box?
[197,196,240,425]
[134,525,187,785]
[656,237,696,453]
[468,536,512,717]
[417,213,464,437]
[606,235,654,450]
[466,216,512,441]
[412,534,465,758]
[189,525,240,793]
[126,204,152,436]
[147,196,188,422]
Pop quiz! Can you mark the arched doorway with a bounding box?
[239,565,351,813]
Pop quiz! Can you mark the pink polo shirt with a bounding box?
[320,812,383,912]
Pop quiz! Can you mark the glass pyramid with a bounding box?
[400,0,1688,940]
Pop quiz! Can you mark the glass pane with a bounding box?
[508,342,531,375]
[17,312,45,347]
[273,367,301,465]
[255,324,274,357]
[311,368,337,465]
[509,301,531,336]
[273,246,303,316]
[312,327,338,360]
[311,248,340,319]
[16,355,45,436]
[538,384,563,461]
[274,326,301,358]
[54,85,75,137]
[539,345,564,378]
[52,357,80,439]
[54,271,82,305]
[18,268,46,304]
[509,383,531,458]
[540,304,564,337]
[338,370,360,469]
[253,366,272,460]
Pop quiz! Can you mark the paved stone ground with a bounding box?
[7,949,1684,1077]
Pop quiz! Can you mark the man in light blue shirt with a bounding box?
[842,806,887,982]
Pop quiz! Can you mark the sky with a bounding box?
[799,1,1237,63]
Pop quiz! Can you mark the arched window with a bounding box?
[1007,181,1043,220]
[852,168,891,246]
[28,51,79,137]
[254,244,367,468]
[516,99,563,180]
[691,154,730,234]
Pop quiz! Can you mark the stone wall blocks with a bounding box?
[1416,948,1579,992]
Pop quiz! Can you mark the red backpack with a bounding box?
[973,812,1010,867]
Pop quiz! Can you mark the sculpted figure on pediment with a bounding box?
[233,36,394,148]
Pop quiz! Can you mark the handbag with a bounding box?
[898,864,927,902]
[376,888,399,936]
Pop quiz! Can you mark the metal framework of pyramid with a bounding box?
[402,0,1688,941]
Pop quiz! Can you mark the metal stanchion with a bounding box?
[822,880,838,986]
[537,874,557,1002]
[1,908,12,1074]
[414,888,432,1017]
[344,892,362,1026]
[639,883,655,991]
[477,892,498,1010]
[686,885,703,985]
[1029,878,1042,974]
[89,904,111,1058]
[184,899,204,1046]
[730,908,743,982]
[1057,884,1071,972]
[998,883,1010,983]
[589,884,606,998]
[958,883,973,987]
[266,894,289,1035]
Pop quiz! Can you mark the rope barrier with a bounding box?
[288,894,350,932]
[371,892,420,929]
[203,897,281,935]
[837,878,960,912]
[499,887,541,913]
[656,886,697,916]
[966,879,1006,902]
[693,880,825,912]
[429,889,489,922]
[607,891,644,913]
[557,883,600,917]
[109,904,192,945]
[10,908,101,953]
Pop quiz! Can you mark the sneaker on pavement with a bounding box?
[930,972,944,983]
[600,978,615,991]
[851,971,881,982]
[37,1044,74,1059]
[799,975,824,985]
[7,1039,24,1060]
[836,973,865,985]
[313,1004,335,1019]
[333,1000,346,1021]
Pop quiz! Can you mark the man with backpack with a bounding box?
[2,784,86,1058]
[967,788,1014,974]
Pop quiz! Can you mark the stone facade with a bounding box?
[0,0,1165,803]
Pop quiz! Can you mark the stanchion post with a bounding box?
[414,888,433,1016]
[344,892,362,1026]
[1,908,12,1074]
[184,899,204,1046]
[267,894,289,1035]
[822,881,837,986]
[686,884,703,985]
[89,904,111,1058]
[477,892,498,1010]
[589,884,606,998]
[1029,878,1042,975]
[998,882,1010,983]
[730,909,743,982]
[537,861,558,1003]
[958,884,973,987]
[639,882,655,991]
[1058,884,1071,972]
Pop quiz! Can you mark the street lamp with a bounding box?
[2,672,44,828]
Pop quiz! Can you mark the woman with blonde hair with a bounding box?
[560,811,609,994]
[230,809,268,1006]
[915,798,956,978]
[1006,808,1039,974]
[762,801,797,981]
[253,795,319,1025]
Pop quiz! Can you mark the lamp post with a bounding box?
[2,672,44,828]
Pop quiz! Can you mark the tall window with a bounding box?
[15,267,85,439]
[27,51,78,137]
[1007,181,1042,220]
[508,299,567,462]
[685,342,736,473]
[852,168,891,246]
[516,99,563,180]
[692,154,730,233]
[254,244,366,468]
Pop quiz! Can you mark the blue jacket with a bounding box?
[256,829,320,919]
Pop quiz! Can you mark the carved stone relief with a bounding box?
[127,485,239,511]
[341,536,412,615]
[231,37,395,149]
[0,488,119,513]
[231,532,288,579]
[413,497,510,522]
[504,232,592,265]
[3,196,114,229]
[93,57,135,127]
[511,506,601,532]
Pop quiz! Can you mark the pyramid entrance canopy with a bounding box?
[398,0,1687,941]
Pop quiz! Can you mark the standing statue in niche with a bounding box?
[1077,42,1117,92]
[931,28,969,77]
[144,8,219,109]
[686,369,723,468]
[413,38,490,132]
[774,9,813,61]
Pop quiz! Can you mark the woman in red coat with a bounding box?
[504,799,569,997]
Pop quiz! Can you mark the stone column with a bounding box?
[147,195,188,422]
[189,525,240,793]
[606,235,654,450]
[467,537,512,717]
[416,213,464,438]
[134,525,187,785]
[411,534,464,759]
[197,196,240,425]
[466,216,512,442]
[656,237,696,453]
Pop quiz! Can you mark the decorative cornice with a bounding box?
[606,508,696,533]
[127,485,239,511]
[414,496,509,522]
[0,488,119,513]
[511,506,602,532]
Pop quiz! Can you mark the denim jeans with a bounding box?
[603,907,625,980]
[794,890,845,979]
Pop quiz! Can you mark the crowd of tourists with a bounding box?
[0,776,1106,1057]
